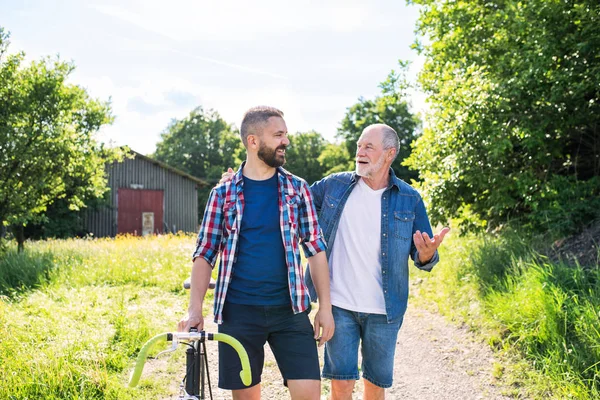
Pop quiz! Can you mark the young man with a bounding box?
[178,106,334,400]
[306,124,449,400]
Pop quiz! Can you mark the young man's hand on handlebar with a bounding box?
[178,310,204,332]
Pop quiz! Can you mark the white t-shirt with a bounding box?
[329,178,386,314]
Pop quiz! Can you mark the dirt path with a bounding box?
[159,303,516,400]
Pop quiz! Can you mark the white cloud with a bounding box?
[5,0,424,154]
[77,69,354,154]
[89,0,376,41]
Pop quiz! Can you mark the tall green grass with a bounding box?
[413,231,600,399]
[0,234,208,399]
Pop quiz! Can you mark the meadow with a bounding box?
[1,232,598,399]
[412,232,600,399]
[0,234,202,399]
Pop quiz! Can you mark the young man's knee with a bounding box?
[232,384,261,400]
[287,379,321,400]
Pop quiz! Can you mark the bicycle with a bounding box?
[129,278,251,399]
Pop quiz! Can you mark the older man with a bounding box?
[305,123,449,400]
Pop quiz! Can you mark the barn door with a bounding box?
[117,189,164,235]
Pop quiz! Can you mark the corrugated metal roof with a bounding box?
[130,150,209,187]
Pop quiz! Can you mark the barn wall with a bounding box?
[85,155,200,237]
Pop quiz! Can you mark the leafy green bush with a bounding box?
[407,0,600,236]
[414,230,600,399]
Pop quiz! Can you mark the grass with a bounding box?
[0,234,205,399]
[2,230,599,399]
[412,230,600,399]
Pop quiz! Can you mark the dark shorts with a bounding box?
[217,302,320,390]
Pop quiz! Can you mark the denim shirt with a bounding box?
[305,169,439,323]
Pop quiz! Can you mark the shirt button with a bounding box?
[383,233,386,237]
[382,252,386,256]
[383,214,386,217]
[330,203,333,206]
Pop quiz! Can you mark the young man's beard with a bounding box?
[258,142,286,168]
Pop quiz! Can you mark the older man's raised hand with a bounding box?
[414,227,450,264]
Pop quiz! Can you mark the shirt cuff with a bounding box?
[301,236,328,258]
[192,247,217,267]
[414,250,439,271]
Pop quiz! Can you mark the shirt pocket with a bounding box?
[223,201,238,234]
[394,211,415,241]
[324,194,339,209]
[285,194,301,224]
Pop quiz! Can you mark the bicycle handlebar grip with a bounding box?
[212,333,252,386]
[128,333,168,387]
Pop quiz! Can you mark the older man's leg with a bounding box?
[363,379,385,400]
[331,379,355,400]
[324,307,361,400]
[360,314,402,400]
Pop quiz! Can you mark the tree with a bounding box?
[337,61,421,182]
[24,146,127,239]
[318,143,353,177]
[0,28,115,251]
[153,107,245,212]
[283,131,328,184]
[406,0,600,234]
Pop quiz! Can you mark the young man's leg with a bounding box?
[232,385,261,400]
[267,306,322,400]
[287,380,321,400]
[323,306,362,400]
[218,303,268,397]
[360,313,402,400]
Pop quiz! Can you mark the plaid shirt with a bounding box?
[192,163,327,324]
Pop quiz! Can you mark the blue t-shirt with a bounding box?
[226,173,290,305]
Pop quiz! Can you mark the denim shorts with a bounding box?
[322,305,402,388]
[217,302,320,390]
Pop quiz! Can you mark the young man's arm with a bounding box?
[178,188,224,332]
[306,251,333,346]
[298,179,334,346]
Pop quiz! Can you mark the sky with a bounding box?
[2,0,425,155]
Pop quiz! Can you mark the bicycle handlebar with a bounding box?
[128,331,251,388]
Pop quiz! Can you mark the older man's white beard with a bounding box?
[356,153,386,177]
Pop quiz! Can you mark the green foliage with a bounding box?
[0,235,211,399]
[284,131,327,184]
[338,61,421,182]
[407,0,600,235]
[153,106,245,212]
[413,231,600,399]
[0,27,116,244]
[0,247,57,298]
[318,142,353,176]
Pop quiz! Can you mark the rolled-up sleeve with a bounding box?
[298,180,327,258]
[192,188,224,267]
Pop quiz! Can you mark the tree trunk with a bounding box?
[13,225,25,253]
